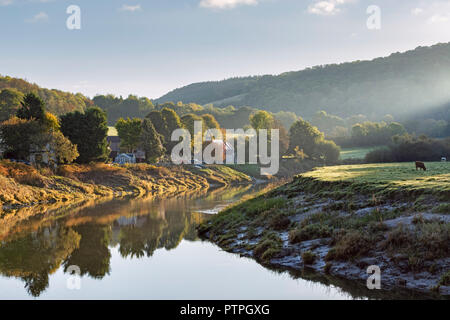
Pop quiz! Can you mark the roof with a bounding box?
[116,153,135,159]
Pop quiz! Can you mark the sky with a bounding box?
[1,0,450,99]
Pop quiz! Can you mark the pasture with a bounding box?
[301,162,450,197]
[339,146,385,160]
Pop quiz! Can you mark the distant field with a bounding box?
[300,162,450,197]
[339,146,385,160]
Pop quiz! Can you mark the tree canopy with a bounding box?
[60,107,109,163]
[288,118,340,163]
[140,119,165,163]
[115,118,143,153]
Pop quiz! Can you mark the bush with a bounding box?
[253,232,283,262]
[269,213,291,230]
[366,134,450,163]
[326,230,373,261]
[382,222,449,265]
[289,224,332,244]
[302,250,316,265]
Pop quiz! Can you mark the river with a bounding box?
[0,185,357,300]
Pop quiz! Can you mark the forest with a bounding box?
[1,42,449,165]
[157,43,450,120]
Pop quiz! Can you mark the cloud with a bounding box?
[120,4,141,12]
[307,0,355,16]
[26,11,48,23]
[199,0,258,10]
[428,14,449,24]
[411,8,424,16]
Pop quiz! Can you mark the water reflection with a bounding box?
[0,186,256,297]
[1,184,436,300]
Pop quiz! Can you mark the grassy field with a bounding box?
[300,162,450,198]
[339,146,385,160]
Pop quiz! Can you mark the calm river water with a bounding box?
[0,185,358,300]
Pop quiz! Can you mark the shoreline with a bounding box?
[199,163,450,298]
[0,161,254,212]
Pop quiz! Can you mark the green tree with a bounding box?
[181,113,204,138]
[93,94,154,125]
[161,107,183,133]
[288,118,324,157]
[273,119,289,155]
[0,117,42,159]
[60,107,109,163]
[115,117,143,153]
[140,119,165,163]
[0,88,24,122]
[161,107,183,151]
[31,130,79,165]
[249,110,274,131]
[317,140,340,164]
[202,114,220,130]
[17,93,46,123]
[146,110,167,138]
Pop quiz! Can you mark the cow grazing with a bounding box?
[415,161,426,171]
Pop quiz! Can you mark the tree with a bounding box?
[30,130,79,165]
[115,117,142,153]
[0,88,24,122]
[17,93,46,123]
[249,110,274,131]
[273,119,289,155]
[161,107,183,133]
[317,140,340,164]
[311,110,346,137]
[93,94,154,125]
[1,94,77,164]
[161,107,183,151]
[60,107,109,163]
[288,118,324,157]
[181,113,204,138]
[288,118,340,162]
[146,110,167,138]
[140,119,165,163]
[43,112,60,131]
[0,117,42,159]
[202,114,220,130]
[273,111,298,131]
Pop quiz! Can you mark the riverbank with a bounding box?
[0,160,252,210]
[199,162,450,298]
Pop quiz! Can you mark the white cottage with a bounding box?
[115,153,136,165]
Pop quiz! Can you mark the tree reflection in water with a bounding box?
[0,185,257,297]
[0,226,80,297]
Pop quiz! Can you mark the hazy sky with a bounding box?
[1,0,450,99]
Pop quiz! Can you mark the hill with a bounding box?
[401,101,450,137]
[157,43,450,120]
[0,75,93,116]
